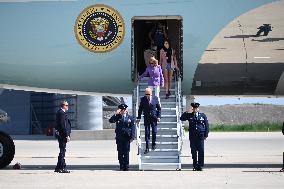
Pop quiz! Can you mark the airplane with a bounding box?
[0,0,283,169]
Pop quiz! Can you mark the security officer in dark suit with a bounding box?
[180,102,209,171]
[54,100,71,173]
[136,88,161,154]
[109,104,135,171]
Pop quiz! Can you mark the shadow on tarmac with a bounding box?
[3,163,282,171]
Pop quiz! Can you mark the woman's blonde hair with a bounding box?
[149,56,158,64]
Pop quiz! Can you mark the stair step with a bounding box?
[140,136,178,142]
[139,150,179,157]
[141,134,178,138]
[160,104,176,108]
[139,116,177,122]
[140,131,177,136]
[158,125,178,129]
[161,107,176,110]
[141,142,178,144]
[140,163,181,170]
[140,121,177,124]
[140,128,177,131]
[141,115,176,118]
[141,158,179,163]
[142,155,178,159]
[141,144,178,150]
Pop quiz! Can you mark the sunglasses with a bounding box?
[145,94,151,95]
[64,104,69,106]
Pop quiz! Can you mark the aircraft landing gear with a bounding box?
[0,131,15,169]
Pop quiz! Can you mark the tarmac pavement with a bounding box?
[0,132,283,188]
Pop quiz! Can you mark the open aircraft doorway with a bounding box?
[131,16,183,81]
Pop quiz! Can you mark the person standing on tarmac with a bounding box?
[109,104,135,171]
[180,102,209,171]
[54,100,71,173]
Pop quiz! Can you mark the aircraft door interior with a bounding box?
[131,16,183,81]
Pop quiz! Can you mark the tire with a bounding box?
[0,131,15,169]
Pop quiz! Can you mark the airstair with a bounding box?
[133,75,184,170]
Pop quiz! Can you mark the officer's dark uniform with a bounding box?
[180,102,209,171]
[54,108,71,173]
[109,104,135,171]
[137,95,161,153]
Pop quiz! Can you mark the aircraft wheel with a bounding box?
[0,131,15,169]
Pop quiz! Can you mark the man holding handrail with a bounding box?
[136,88,161,154]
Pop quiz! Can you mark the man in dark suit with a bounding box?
[137,88,161,154]
[54,100,71,173]
[180,102,209,171]
[109,104,135,171]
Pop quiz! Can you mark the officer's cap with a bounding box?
[118,104,128,110]
[191,102,200,108]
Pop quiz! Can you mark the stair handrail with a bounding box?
[134,80,142,169]
[175,73,184,152]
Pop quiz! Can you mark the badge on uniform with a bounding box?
[200,117,204,121]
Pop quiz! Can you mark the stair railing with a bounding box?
[133,81,142,169]
[175,73,184,155]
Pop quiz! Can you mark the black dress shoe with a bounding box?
[193,166,202,171]
[60,169,70,173]
[123,167,129,171]
[196,167,202,171]
[54,169,62,173]
[152,145,156,151]
[144,148,149,154]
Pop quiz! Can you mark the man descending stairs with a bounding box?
[134,77,183,170]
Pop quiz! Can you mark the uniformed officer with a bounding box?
[54,100,71,173]
[109,104,136,171]
[180,102,209,171]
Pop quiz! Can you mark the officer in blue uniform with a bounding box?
[109,104,136,171]
[180,102,209,171]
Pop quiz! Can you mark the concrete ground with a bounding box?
[0,132,283,189]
